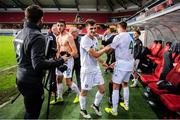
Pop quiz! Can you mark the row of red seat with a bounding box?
[140,60,180,114]
[147,41,171,64]
[139,41,180,115]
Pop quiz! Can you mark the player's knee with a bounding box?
[99,89,105,94]
[122,82,128,87]
[99,87,105,94]
[56,75,63,82]
[80,90,87,96]
[65,78,72,86]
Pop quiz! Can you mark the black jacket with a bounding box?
[14,22,64,84]
[102,34,116,63]
[134,38,143,59]
[74,36,81,66]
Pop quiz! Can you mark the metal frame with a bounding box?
[116,0,127,9]
[32,0,42,7]
[0,0,8,11]
[106,0,114,11]
[75,0,79,11]
[53,0,61,11]
[11,0,25,10]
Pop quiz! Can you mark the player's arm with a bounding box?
[56,38,61,58]
[68,35,78,57]
[104,35,119,53]
[88,48,106,58]
[98,58,108,67]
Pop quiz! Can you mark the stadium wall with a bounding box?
[0,12,135,23]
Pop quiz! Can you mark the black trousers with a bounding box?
[72,59,81,90]
[17,81,44,119]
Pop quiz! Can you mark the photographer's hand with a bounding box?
[61,55,70,62]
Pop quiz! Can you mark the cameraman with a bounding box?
[13,5,68,119]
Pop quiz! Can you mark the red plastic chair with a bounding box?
[160,94,180,112]
[140,61,164,85]
[148,62,180,95]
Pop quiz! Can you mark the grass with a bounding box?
[0,36,16,71]
[0,36,17,104]
[0,70,160,119]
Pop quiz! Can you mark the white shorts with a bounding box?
[81,70,104,90]
[56,57,74,78]
[112,70,132,84]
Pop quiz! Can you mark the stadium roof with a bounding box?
[0,0,157,13]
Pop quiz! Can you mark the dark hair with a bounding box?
[109,27,116,33]
[135,30,141,36]
[57,19,66,25]
[118,21,127,30]
[85,19,96,27]
[25,5,43,24]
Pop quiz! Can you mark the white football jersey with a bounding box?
[80,35,100,72]
[110,32,134,71]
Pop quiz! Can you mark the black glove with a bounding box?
[60,51,71,57]
[101,40,106,46]
[56,58,65,66]
[57,65,68,72]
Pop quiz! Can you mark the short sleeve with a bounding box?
[81,36,92,52]
[110,35,120,49]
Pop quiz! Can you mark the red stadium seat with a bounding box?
[148,62,180,95]
[147,42,162,59]
[148,41,158,51]
[148,82,168,95]
[160,94,180,112]
[151,42,162,56]
[140,62,164,85]
[174,54,180,63]
[151,44,170,64]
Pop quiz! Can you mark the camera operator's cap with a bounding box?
[69,27,79,33]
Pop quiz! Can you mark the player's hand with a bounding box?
[109,63,115,69]
[61,55,70,62]
[73,53,79,58]
[102,62,109,68]
[103,46,111,53]
[99,45,104,50]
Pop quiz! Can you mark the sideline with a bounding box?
[0,100,11,108]
[0,65,17,73]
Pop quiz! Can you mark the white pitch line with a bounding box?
[0,65,17,72]
[0,100,10,108]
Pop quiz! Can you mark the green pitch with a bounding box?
[0,36,16,70]
[0,36,17,104]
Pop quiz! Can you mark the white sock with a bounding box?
[57,83,63,98]
[123,87,129,107]
[79,95,86,110]
[94,91,104,106]
[70,82,80,96]
[134,79,138,85]
[112,90,119,113]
